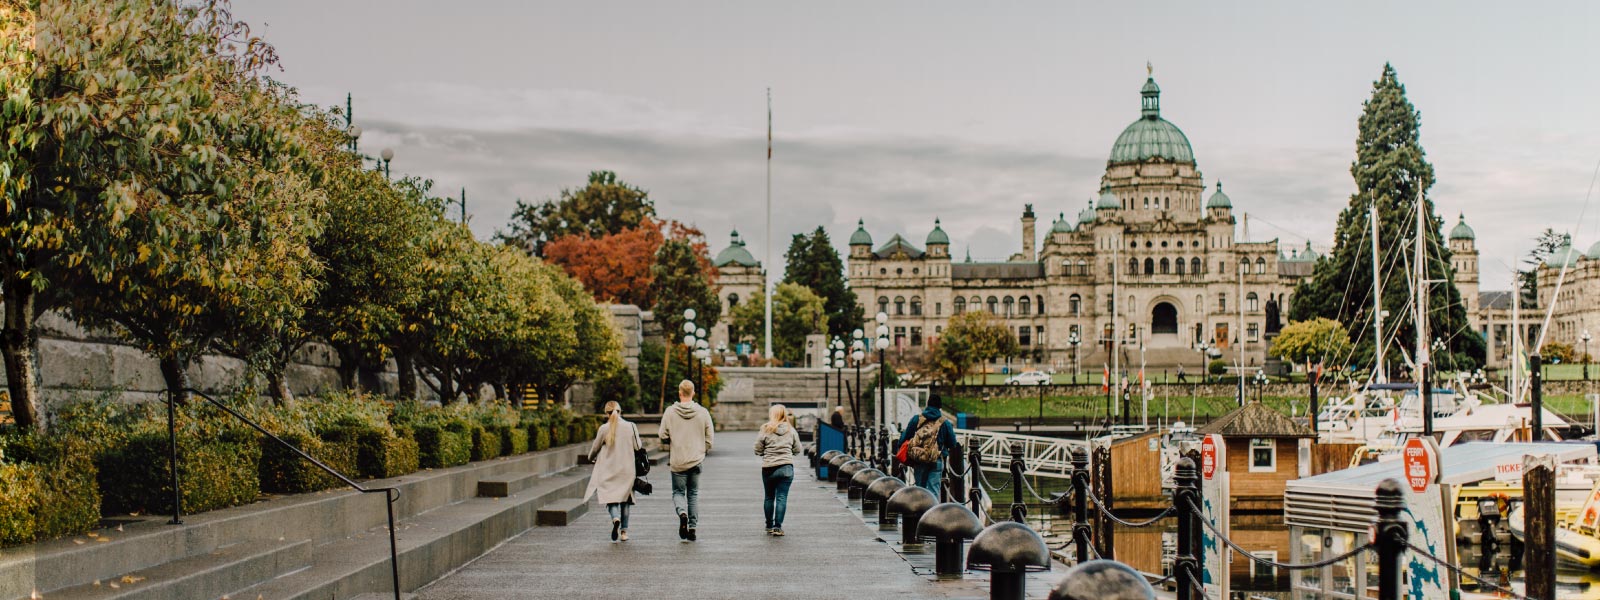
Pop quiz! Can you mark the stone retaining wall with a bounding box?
[712,365,881,430]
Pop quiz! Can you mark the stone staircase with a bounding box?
[0,443,590,600]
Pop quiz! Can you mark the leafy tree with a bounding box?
[928,311,1017,384]
[0,0,289,425]
[782,227,863,339]
[1269,318,1353,366]
[1539,341,1575,364]
[1288,64,1483,376]
[1518,228,1566,309]
[637,340,722,411]
[649,238,720,340]
[524,259,623,404]
[729,282,828,364]
[497,170,654,256]
[542,218,664,307]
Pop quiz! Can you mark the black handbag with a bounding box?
[634,447,651,476]
[632,477,653,496]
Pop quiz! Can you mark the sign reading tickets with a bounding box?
[1399,437,1451,598]
[1199,433,1230,600]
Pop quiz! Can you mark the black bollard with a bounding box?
[887,485,938,546]
[1374,479,1407,600]
[968,521,1051,600]
[825,453,853,482]
[1173,457,1198,600]
[1046,559,1154,600]
[1071,447,1091,564]
[1525,455,1556,600]
[1531,354,1545,441]
[919,502,984,577]
[851,467,884,505]
[837,460,867,493]
[1009,442,1026,522]
[868,476,906,529]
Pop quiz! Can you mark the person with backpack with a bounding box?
[896,394,959,495]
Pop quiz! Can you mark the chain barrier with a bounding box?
[1183,499,1372,571]
[1082,486,1173,528]
[1403,541,1533,600]
[1016,471,1058,503]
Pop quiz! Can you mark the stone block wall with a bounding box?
[712,365,881,430]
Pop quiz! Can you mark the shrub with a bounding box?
[500,426,529,456]
[98,428,260,516]
[470,426,502,461]
[259,431,358,494]
[413,424,470,468]
[530,426,551,451]
[7,435,101,541]
[354,427,419,479]
[1208,359,1228,376]
[550,424,570,447]
[0,464,39,546]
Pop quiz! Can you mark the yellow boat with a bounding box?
[1508,481,1600,568]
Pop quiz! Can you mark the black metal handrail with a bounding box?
[165,388,402,600]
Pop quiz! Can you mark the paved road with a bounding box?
[416,431,941,599]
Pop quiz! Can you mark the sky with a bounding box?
[229,1,1600,290]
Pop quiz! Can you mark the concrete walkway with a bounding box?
[415,431,940,599]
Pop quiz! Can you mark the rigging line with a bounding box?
[1535,155,1600,352]
[1326,200,1420,378]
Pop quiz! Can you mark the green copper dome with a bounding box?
[1051,212,1073,233]
[849,218,872,246]
[1205,181,1232,209]
[1449,213,1475,241]
[713,230,759,268]
[1096,186,1120,210]
[926,218,950,246]
[1077,200,1096,225]
[1298,240,1320,263]
[1547,235,1582,268]
[1108,77,1195,164]
[1588,240,1600,259]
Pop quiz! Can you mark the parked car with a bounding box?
[1004,371,1051,386]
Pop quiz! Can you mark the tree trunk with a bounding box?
[267,369,293,404]
[439,369,455,405]
[335,346,360,391]
[396,352,417,401]
[492,381,506,402]
[160,355,190,405]
[2,282,42,431]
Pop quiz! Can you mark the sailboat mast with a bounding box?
[1415,190,1432,435]
[1112,235,1120,419]
[1370,203,1385,384]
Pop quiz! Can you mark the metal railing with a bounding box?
[165,388,402,600]
[955,428,1086,479]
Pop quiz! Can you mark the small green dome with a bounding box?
[1299,240,1320,263]
[1588,240,1600,259]
[713,230,759,268]
[1051,212,1073,233]
[849,219,873,246]
[1449,213,1475,241]
[1206,181,1232,209]
[1096,186,1120,210]
[1108,77,1194,164]
[1077,200,1096,225]
[926,218,950,246]
[1547,235,1582,268]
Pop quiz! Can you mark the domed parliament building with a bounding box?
[712,75,1333,371]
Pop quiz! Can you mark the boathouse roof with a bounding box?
[1196,401,1312,439]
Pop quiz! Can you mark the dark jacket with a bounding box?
[897,406,959,459]
[830,411,847,431]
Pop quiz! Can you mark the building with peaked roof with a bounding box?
[709,230,764,351]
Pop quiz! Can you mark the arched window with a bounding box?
[953,297,966,314]
[1175,257,1186,275]
[1195,295,1204,314]
[1127,258,1138,275]
[1256,258,1267,274]
[1191,257,1202,275]
[910,296,923,316]
[987,296,999,314]
[971,296,982,311]
[1247,292,1259,312]
[894,296,906,316]
[1240,258,1251,273]
[1077,259,1087,275]
[1003,296,1015,317]
[1069,294,1082,315]
[878,296,889,315]
[1160,258,1170,274]
[1019,296,1031,316]
[1144,258,1155,275]
[1036,295,1045,315]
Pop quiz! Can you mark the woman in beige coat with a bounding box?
[586,401,642,542]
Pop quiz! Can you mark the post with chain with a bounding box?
[1374,479,1407,600]
[1173,457,1199,600]
[1092,444,1115,559]
[1008,442,1026,522]
[1071,447,1091,564]
[967,437,983,516]
[1525,454,1556,600]
[949,438,967,505]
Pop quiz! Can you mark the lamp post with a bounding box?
[696,330,708,403]
[875,312,890,429]
[347,124,362,153]
[1069,331,1080,384]
[852,330,865,424]
[833,340,846,414]
[1197,341,1210,384]
[379,147,394,180]
[1253,368,1267,403]
[1583,330,1593,382]
[682,309,701,403]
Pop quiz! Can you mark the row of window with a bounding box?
[872,291,1269,320]
[1121,257,1270,276]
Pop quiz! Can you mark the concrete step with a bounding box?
[233,469,590,600]
[535,497,592,526]
[44,538,309,600]
[348,594,417,600]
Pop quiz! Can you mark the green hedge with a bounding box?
[500,426,529,456]
[470,426,502,461]
[530,425,551,451]
[99,429,261,516]
[414,424,470,468]
[0,464,38,546]
[550,424,570,447]
[0,434,101,545]
[258,431,359,494]
[355,428,419,479]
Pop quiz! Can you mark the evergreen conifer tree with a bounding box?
[1289,64,1484,375]
[782,227,864,338]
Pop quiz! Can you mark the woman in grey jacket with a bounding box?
[753,404,801,536]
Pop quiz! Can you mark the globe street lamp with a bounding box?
[379,147,394,180]
[347,124,362,152]
[1583,330,1593,381]
[874,312,890,429]
[1253,368,1268,403]
[1196,341,1210,384]
[682,309,700,404]
[1069,331,1081,384]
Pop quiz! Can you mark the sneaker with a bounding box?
[771,528,785,537]
[611,519,620,542]
[687,528,697,541]
[619,530,629,542]
[765,527,774,535]
[678,513,689,540]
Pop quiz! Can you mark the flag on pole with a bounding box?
[1102,365,1109,392]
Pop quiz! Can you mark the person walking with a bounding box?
[754,404,801,536]
[896,394,959,496]
[660,379,714,541]
[586,400,642,542]
[829,406,847,431]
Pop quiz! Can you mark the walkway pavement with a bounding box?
[415,431,942,599]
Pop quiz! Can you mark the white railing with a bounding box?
[955,429,1088,480]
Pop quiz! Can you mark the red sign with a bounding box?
[1201,435,1218,480]
[1403,438,1433,493]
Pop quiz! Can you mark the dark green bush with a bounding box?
[1208,359,1228,376]
[258,431,359,494]
[99,429,260,516]
[352,427,419,479]
[500,426,529,456]
[530,425,551,451]
[470,426,502,461]
[0,463,39,546]
[550,424,570,447]
[0,432,101,544]
[414,424,470,468]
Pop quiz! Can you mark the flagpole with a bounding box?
[764,88,774,361]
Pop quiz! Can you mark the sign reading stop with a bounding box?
[1403,438,1434,493]
[1201,434,1219,480]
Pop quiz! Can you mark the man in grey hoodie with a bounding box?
[660,379,714,541]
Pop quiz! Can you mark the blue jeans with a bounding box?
[606,502,630,529]
[672,467,701,528]
[913,459,944,497]
[762,465,794,529]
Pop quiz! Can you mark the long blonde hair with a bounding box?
[761,404,789,434]
[603,401,622,446]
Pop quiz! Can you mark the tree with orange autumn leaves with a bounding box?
[541,217,715,308]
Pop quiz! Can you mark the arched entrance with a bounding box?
[1152,302,1178,335]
